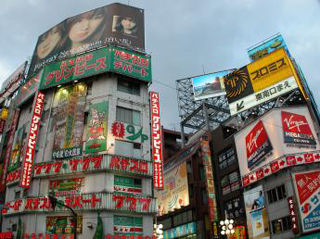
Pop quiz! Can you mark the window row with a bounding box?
[218,148,236,170]
[267,184,286,204]
[221,171,240,195]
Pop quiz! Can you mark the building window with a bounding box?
[14,191,21,199]
[271,216,291,234]
[116,106,141,126]
[202,189,208,205]
[173,210,193,227]
[267,185,287,204]
[115,140,142,158]
[87,82,93,95]
[114,215,143,235]
[159,218,172,230]
[199,165,205,180]
[118,77,140,96]
[218,148,236,170]
[221,171,240,195]
[114,175,142,194]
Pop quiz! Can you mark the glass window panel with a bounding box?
[132,110,141,126]
[115,140,133,157]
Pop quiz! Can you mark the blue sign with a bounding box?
[164,222,196,239]
[247,34,290,61]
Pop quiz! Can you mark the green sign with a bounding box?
[110,46,152,83]
[39,46,152,90]
[40,48,109,90]
[85,102,108,154]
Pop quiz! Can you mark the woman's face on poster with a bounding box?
[121,18,136,31]
[68,12,104,43]
[37,26,61,59]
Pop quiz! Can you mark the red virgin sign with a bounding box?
[246,120,273,169]
[282,111,316,147]
[150,92,163,189]
[20,91,45,188]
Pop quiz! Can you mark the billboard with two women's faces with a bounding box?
[28,3,145,77]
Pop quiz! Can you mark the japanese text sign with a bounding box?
[287,196,299,234]
[150,92,163,189]
[20,91,45,188]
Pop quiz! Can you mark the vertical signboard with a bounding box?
[244,185,270,239]
[292,170,320,233]
[200,139,218,222]
[150,92,163,190]
[20,91,45,188]
[0,109,20,191]
[85,101,108,154]
[287,196,299,234]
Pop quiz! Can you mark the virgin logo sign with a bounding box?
[283,115,308,132]
[246,128,263,153]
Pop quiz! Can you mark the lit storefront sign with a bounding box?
[20,91,45,188]
[32,154,152,178]
[2,192,156,216]
[164,222,196,239]
[150,92,163,190]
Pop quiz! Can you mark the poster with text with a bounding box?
[85,101,108,154]
[293,170,320,233]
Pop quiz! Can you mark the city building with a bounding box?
[0,3,157,239]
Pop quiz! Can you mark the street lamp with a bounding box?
[48,192,77,239]
[220,219,235,236]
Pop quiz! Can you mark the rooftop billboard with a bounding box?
[224,48,301,115]
[192,70,233,101]
[28,3,145,77]
[247,34,289,62]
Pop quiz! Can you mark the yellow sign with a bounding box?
[1,108,8,120]
[247,48,294,92]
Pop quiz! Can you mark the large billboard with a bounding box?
[28,3,145,77]
[156,162,189,216]
[292,170,320,233]
[247,34,289,62]
[39,45,152,91]
[192,70,233,101]
[234,106,320,185]
[224,48,300,115]
[243,185,270,239]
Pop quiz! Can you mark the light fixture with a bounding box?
[57,85,62,88]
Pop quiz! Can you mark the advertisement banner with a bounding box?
[46,216,82,234]
[85,101,108,154]
[282,111,316,148]
[20,91,45,188]
[150,92,164,189]
[247,34,289,62]
[0,109,20,191]
[15,71,41,107]
[246,120,273,170]
[235,106,320,185]
[8,125,26,172]
[28,3,145,77]
[164,222,196,239]
[201,139,218,222]
[244,185,270,239]
[156,162,189,215]
[224,49,299,116]
[52,83,87,158]
[192,70,233,101]
[49,178,83,196]
[292,170,320,233]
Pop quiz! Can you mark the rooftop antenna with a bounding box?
[201,65,206,74]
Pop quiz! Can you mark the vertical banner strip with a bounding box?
[20,91,45,188]
[150,92,163,190]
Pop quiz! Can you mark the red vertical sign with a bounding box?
[20,91,45,188]
[150,92,163,189]
[0,109,20,191]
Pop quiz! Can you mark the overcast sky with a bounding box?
[0,0,320,130]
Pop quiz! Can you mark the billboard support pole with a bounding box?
[203,103,210,131]
[180,123,185,148]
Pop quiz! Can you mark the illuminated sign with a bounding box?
[2,192,156,216]
[15,71,41,107]
[292,170,320,233]
[150,92,163,189]
[20,91,45,188]
[248,34,289,62]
